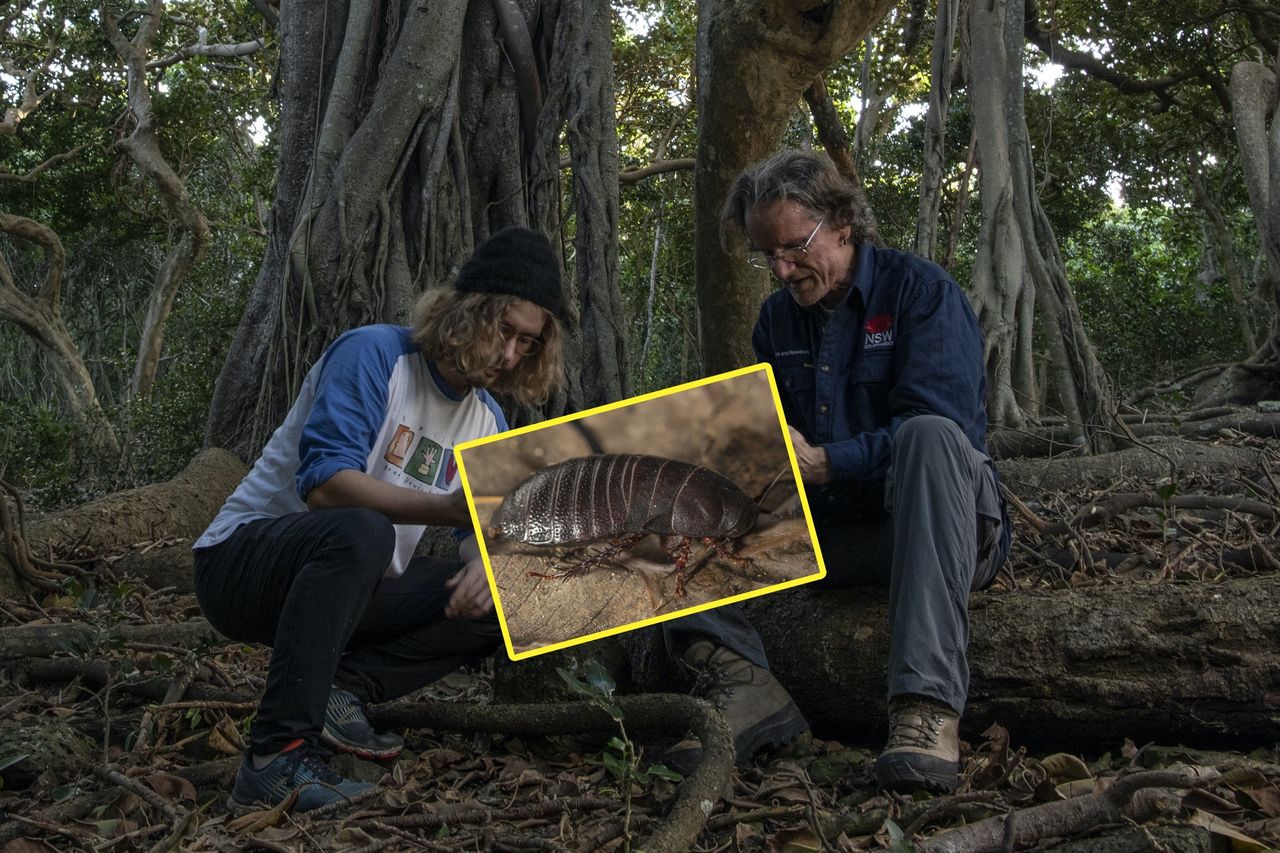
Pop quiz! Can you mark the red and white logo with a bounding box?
[864,314,894,349]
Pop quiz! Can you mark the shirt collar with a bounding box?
[811,243,873,314]
[426,356,469,402]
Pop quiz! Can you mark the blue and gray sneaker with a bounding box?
[228,741,375,814]
[321,687,404,760]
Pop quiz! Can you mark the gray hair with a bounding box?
[720,150,878,247]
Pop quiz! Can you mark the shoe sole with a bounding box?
[320,728,402,762]
[666,702,810,774]
[737,703,810,763]
[226,795,260,816]
[874,753,958,793]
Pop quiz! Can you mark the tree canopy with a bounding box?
[0,0,1275,484]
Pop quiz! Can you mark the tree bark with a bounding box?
[1231,60,1280,371]
[102,0,212,401]
[966,0,1119,451]
[914,0,959,260]
[16,448,244,564]
[0,212,119,456]
[206,0,625,460]
[1189,165,1258,353]
[693,0,896,377]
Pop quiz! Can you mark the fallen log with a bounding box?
[0,618,223,660]
[921,769,1217,852]
[990,409,1280,460]
[601,573,1280,748]
[2,448,244,598]
[21,448,245,560]
[996,438,1266,493]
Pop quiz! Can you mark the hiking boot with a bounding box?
[228,741,376,814]
[874,695,961,793]
[664,641,809,774]
[321,687,404,760]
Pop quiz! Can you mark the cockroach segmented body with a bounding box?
[492,454,758,596]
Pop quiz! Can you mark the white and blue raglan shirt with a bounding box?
[194,325,507,576]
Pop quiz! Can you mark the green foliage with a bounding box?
[884,818,916,852]
[614,0,701,393]
[1066,204,1254,391]
[1,0,1270,503]
[556,659,682,793]
[1,0,274,505]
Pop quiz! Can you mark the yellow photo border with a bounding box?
[454,362,827,661]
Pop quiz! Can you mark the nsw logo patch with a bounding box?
[864,313,895,350]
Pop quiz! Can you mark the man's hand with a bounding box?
[789,426,831,485]
[444,557,494,620]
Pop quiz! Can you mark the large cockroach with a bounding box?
[491,454,759,597]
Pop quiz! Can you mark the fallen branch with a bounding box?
[920,768,1219,852]
[1044,492,1279,536]
[1127,364,1232,406]
[0,618,223,660]
[373,693,734,853]
[373,795,624,830]
[92,764,181,824]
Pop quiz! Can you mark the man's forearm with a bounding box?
[459,534,481,563]
[306,469,469,528]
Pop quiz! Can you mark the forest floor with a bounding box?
[2,424,1279,851]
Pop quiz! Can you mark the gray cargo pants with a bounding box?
[663,415,1006,714]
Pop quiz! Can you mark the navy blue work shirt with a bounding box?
[752,243,989,482]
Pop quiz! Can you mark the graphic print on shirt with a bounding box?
[864,314,895,351]
[434,448,458,490]
[384,424,415,466]
[407,437,444,485]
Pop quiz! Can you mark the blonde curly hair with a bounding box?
[411,289,564,406]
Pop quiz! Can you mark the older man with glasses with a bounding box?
[662,151,1011,794]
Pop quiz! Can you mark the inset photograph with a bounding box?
[456,364,825,660]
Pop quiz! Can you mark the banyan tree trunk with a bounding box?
[205,0,627,461]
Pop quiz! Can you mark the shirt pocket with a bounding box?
[853,350,894,385]
[850,351,894,428]
[777,364,817,433]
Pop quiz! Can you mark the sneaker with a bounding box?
[664,641,809,774]
[321,687,404,760]
[228,741,376,813]
[874,695,961,793]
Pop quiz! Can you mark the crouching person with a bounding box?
[193,228,565,812]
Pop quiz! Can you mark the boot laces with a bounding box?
[886,704,945,750]
[685,653,751,711]
[283,747,344,786]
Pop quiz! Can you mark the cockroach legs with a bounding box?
[527,533,644,581]
[672,536,694,597]
[705,536,755,571]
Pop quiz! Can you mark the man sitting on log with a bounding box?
[192,228,565,812]
[663,151,1011,793]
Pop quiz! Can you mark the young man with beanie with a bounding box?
[193,227,565,813]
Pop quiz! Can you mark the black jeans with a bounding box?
[193,507,501,754]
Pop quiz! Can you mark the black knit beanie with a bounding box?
[454,227,564,320]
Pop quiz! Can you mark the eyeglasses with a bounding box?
[747,216,826,270]
[499,322,542,356]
